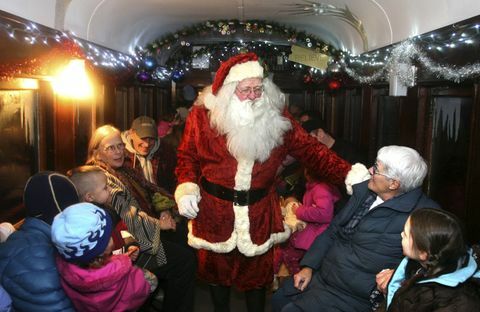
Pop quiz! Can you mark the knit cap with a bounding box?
[24,171,79,225]
[51,203,113,264]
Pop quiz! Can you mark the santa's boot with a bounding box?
[209,284,231,312]
[245,287,266,312]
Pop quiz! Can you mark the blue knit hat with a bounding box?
[51,203,113,264]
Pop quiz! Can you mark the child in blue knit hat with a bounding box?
[68,165,159,292]
[68,165,141,259]
[52,203,152,311]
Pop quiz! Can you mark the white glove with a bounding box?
[345,163,371,195]
[178,195,200,219]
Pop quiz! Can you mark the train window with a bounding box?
[427,96,472,221]
[0,88,39,224]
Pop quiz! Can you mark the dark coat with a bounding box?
[290,180,439,312]
[385,256,480,312]
[389,281,480,311]
[0,218,74,312]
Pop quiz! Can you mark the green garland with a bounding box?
[138,19,342,62]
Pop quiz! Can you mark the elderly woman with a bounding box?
[272,145,440,312]
[86,125,195,312]
[88,125,174,218]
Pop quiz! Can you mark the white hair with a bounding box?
[377,145,427,193]
[208,77,291,162]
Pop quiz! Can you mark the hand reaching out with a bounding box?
[293,267,313,291]
[126,245,139,262]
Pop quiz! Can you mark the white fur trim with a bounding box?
[345,163,371,195]
[187,220,238,253]
[203,92,216,110]
[223,61,264,85]
[174,182,201,202]
[187,158,290,256]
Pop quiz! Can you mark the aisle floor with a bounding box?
[193,280,273,311]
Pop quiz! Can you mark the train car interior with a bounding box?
[1,1,480,310]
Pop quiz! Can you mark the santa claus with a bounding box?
[174,52,367,311]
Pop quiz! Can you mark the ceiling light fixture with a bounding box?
[281,1,368,51]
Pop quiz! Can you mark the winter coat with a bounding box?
[102,170,167,267]
[176,103,351,290]
[0,218,74,312]
[385,253,480,312]
[56,254,150,312]
[291,180,439,311]
[0,285,12,312]
[290,181,339,250]
[122,129,177,193]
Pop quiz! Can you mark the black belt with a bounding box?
[200,177,268,206]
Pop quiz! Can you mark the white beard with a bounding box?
[208,80,292,162]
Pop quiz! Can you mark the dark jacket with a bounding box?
[293,180,439,311]
[385,253,480,312]
[0,218,74,312]
[122,131,177,194]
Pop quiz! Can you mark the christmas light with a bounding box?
[0,13,137,72]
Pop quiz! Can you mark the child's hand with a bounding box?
[127,246,140,262]
[284,201,306,232]
[284,196,300,207]
[159,211,176,230]
[376,269,394,294]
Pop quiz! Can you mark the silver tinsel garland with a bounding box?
[343,39,480,85]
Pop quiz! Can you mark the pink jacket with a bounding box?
[56,254,150,312]
[290,181,340,250]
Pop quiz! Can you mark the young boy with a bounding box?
[67,166,140,260]
[67,165,159,299]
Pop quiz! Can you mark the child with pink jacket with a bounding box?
[275,167,340,276]
[51,203,152,312]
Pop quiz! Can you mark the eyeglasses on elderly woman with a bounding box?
[102,143,126,154]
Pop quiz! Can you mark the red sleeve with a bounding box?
[283,111,351,187]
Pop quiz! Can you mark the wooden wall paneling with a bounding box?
[360,86,373,162]
[415,86,430,155]
[465,83,480,243]
[332,92,345,138]
[101,83,116,126]
[367,87,380,161]
[127,87,136,123]
[74,99,94,167]
[53,96,76,174]
[153,87,160,120]
[398,87,419,147]
[422,85,474,236]
[37,80,55,170]
[343,88,363,146]
[326,94,336,134]
[141,87,153,116]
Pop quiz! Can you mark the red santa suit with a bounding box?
[175,53,352,291]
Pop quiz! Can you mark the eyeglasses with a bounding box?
[371,162,394,179]
[103,143,126,154]
[236,86,263,96]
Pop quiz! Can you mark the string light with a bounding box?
[342,21,480,84]
[0,14,137,71]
